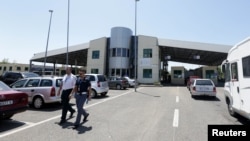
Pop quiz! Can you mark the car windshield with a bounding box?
[196,80,213,85]
[0,81,12,91]
[22,72,40,78]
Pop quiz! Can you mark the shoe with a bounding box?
[59,119,66,124]
[73,124,79,129]
[70,110,76,118]
[83,113,89,122]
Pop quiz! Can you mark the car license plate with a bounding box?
[0,100,13,106]
[199,87,209,91]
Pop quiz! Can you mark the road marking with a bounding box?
[176,96,179,103]
[173,109,179,127]
[0,88,141,138]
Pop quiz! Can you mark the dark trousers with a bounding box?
[61,89,75,120]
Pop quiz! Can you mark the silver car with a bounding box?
[123,76,135,87]
[190,78,216,98]
[108,76,129,90]
[85,74,109,97]
[10,76,62,109]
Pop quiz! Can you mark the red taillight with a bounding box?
[193,87,196,91]
[97,81,100,87]
[213,87,216,92]
[50,87,56,96]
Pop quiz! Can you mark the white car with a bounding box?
[10,76,63,109]
[190,79,216,98]
[85,74,109,97]
[123,76,135,87]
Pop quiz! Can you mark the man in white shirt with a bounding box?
[58,67,76,124]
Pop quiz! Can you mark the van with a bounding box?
[221,37,250,120]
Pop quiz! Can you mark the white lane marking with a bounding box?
[176,96,179,103]
[173,109,179,127]
[0,88,141,138]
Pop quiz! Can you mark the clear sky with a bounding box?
[1,0,250,69]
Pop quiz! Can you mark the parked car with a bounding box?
[123,76,135,87]
[187,75,200,91]
[10,76,62,109]
[84,74,109,97]
[108,76,129,90]
[190,79,216,98]
[0,81,28,120]
[0,71,40,86]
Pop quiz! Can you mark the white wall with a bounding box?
[87,37,107,74]
[137,35,160,84]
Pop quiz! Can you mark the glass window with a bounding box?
[195,80,213,85]
[122,69,127,77]
[127,49,130,57]
[3,66,6,71]
[112,48,116,57]
[97,75,107,82]
[174,70,182,78]
[117,48,122,57]
[143,49,152,58]
[16,66,21,71]
[116,69,121,76]
[224,64,231,82]
[122,48,127,57]
[110,49,112,57]
[11,79,27,88]
[111,69,115,76]
[9,66,12,71]
[25,67,29,71]
[143,69,152,78]
[242,56,250,77]
[56,79,62,87]
[231,62,238,81]
[92,50,100,59]
[25,79,40,87]
[40,79,52,87]
[0,66,2,70]
[91,69,99,74]
[205,70,215,79]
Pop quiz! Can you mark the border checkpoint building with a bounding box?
[30,27,232,85]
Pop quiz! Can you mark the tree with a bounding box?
[0,58,9,64]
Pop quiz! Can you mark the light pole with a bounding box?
[66,0,70,67]
[134,0,139,92]
[43,10,53,75]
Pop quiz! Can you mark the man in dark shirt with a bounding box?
[70,69,91,129]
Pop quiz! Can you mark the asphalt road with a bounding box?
[1,86,250,141]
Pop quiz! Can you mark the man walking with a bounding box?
[58,67,76,124]
[70,69,91,129]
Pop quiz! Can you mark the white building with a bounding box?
[30,27,232,84]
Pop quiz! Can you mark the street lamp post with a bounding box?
[134,0,139,92]
[66,0,70,67]
[43,10,53,75]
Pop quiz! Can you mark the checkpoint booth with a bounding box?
[171,66,185,85]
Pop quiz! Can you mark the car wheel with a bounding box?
[116,84,121,90]
[33,96,44,109]
[228,103,236,117]
[91,89,97,98]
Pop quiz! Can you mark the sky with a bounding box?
[1,0,250,70]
